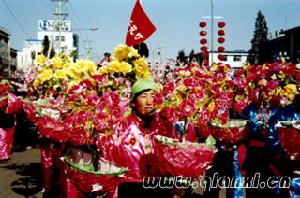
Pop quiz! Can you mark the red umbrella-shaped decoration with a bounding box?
[200,38,207,44]
[210,119,249,144]
[200,30,207,36]
[153,135,216,177]
[199,21,207,27]
[37,115,69,143]
[218,37,225,43]
[218,21,226,28]
[278,121,300,161]
[63,155,128,198]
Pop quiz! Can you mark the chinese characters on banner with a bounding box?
[126,0,156,46]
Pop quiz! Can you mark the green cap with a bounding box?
[131,78,160,100]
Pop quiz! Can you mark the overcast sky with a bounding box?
[1,0,300,62]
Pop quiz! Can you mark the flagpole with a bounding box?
[211,0,214,64]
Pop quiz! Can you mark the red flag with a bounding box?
[126,0,156,46]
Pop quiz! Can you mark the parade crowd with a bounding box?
[0,44,299,198]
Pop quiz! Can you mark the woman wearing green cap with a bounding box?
[115,78,196,197]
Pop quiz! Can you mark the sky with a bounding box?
[1,0,300,63]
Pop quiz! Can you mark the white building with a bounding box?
[37,20,76,53]
[18,19,79,71]
[209,50,248,69]
[17,39,42,71]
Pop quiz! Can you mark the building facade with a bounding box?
[269,26,300,63]
[18,19,79,72]
[0,27,18,78]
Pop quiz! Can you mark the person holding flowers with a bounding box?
[96,77,197,197]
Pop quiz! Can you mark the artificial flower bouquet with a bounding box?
[153,135,216,177]
[278,121,300,161]
[62,154,128,198]
[235,62,299,108]
[156,63,249,144]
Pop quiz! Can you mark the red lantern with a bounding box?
[201,46,208,51]
[200,38,207,44]
[201,52,209,58]
[218,37,225,43]
[203,59,209,66]
[218,46,225,52]
[199,21,206,27]
[218,54,224,61]
[200,30,207,36]
[218,30,225,36]
[218,21,225,28]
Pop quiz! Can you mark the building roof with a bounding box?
[281,26,300,34]
[0,26,10,37]
[209,50,249,54]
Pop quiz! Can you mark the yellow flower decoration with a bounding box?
[33,79,40,88]
[66,67,80,79]
[36,54,47,65]
[51,56,63,69]
[284,84,297,93]
[39,69,53,83]
[208,101,215,112]
[114,44,130,62]
[108,61,121,73]
[53,69,67,80]
[142,71,151,79]
[128,47,140,58]
[98,66,109,75]
[119,62,132,74]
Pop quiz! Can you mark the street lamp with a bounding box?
[72,27,98,60]
[72,27,98,31]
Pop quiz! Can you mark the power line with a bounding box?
[1,0,31,38]
[68,2,89,39]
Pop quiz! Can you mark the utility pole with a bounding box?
[210,0,214,64]
[202,0,222,65]
[157,47,163,65]
[83,39,93,60]
[50,0,68,55]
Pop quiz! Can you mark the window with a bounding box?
[223,55,228,61]
[55,36,59,41]
[61,36,65,41]
[234,55,241,62]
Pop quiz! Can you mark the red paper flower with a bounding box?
[179,99,196,117]
[68,84,87,95]
[84,95,101,107]
[236,68,244,77]
[183,78,198,88]
[79,79,94,89]
[233,77,247,90]
[266,80,279,92]
[160,107,179,123]
[162,81,176,95]
[219,111,229,124]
